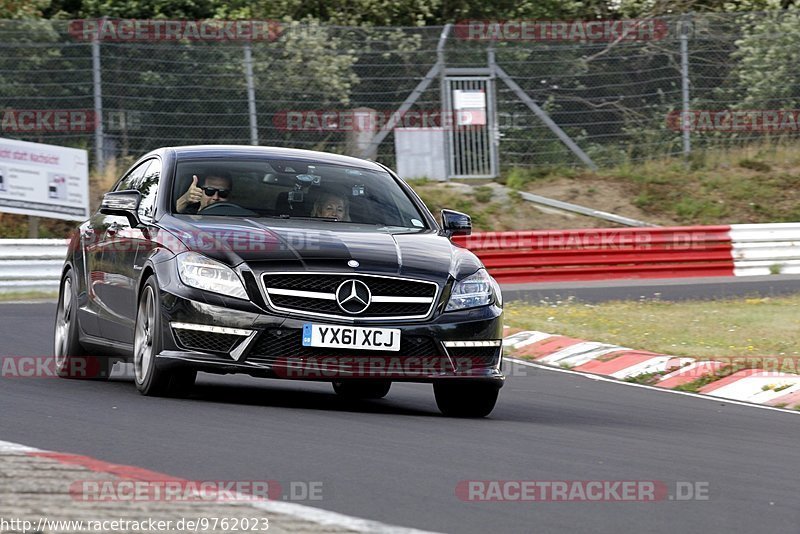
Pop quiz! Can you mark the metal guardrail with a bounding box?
[730,223,800,276]
[517,191,658,228]
[455,227,734,283]
[3,223,800,292]
[0,239,68,293]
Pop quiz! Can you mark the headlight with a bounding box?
[176,252,248,299]
[445,269,501,311]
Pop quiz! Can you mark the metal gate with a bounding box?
[443,77,498,179]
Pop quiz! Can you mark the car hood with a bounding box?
[165,216,483,281]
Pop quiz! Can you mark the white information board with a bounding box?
[453,90,487,125]
[453,90,486,110]
[0,138,90,221]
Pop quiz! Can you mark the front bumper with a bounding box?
[154,289,505,386]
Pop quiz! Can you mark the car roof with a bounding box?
[160,145,385,172]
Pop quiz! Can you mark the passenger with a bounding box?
[311,192,350,221]
[176,173,232,213]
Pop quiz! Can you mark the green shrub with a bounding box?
[472,186,494,203]
[738,159,772,172]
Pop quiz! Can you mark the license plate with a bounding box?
[302,323,401,352]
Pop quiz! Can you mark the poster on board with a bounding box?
[0,138,89,221]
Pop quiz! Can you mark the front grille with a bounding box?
[264,274,434,297]
[247,329,443,364]
[262,273,438,319]
[173,329,244,353]
[445,346,501,369]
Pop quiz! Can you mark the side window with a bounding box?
[115,160,151,192]
[136,159,161,221]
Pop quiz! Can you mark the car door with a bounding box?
[77,210,109,338]
[94,159,152,344]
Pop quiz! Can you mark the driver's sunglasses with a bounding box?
[202,187,230,199]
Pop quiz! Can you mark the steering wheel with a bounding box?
[199,202,257,216]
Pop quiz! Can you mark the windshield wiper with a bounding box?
[377,226,425,232]
[270,215,338,221]
[269,215,381,225]
[266,215,413,228]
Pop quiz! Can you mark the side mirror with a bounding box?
[441,209,472,237]
[100,190,142,227]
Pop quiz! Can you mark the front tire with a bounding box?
[54,270,112,380]
[433,382,499,418]
[134,277,196,397]
[332,380,391,399]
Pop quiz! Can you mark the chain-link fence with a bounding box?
[1,12,798,174]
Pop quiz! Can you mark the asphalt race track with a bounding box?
[502,274,800,304]
[1,301,798,533]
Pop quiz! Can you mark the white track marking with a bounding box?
[705,373,800,403]
[537,342,627,366]
[0,439,41,453]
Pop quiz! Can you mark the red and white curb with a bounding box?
[0,439,438,534]
[503,328,800,411]
[698,369,800,405]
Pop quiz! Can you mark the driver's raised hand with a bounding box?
[176,175,203,213]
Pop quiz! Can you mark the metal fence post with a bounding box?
[680,13,692,159]
[92,35,104,173]
[439,25,451,180]
[243,43,259,146]
[487,44,500,177]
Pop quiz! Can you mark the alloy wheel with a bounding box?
[53,276,72,369]
[134,286,155,384]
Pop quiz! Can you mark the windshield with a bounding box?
[172,157,428,229]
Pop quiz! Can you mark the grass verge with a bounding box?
[504,295,800,360]
[0,291,58,302]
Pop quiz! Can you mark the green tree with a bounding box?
[722,2,800,108]
[0,0,51,18]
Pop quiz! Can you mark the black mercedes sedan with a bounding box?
[54,145,504,417]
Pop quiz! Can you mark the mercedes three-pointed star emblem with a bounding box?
[335,279,372,314]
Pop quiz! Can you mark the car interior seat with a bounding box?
[274,189,319,217]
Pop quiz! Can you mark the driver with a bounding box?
[176,173,232,214]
